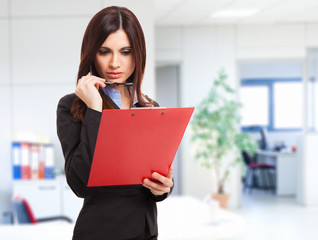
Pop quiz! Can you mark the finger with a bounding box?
[143,179,162,191]
[93,79,106,88]
[152,172,173,188]
[143,182,165,195]
[90,76,106,86]
[148,188,164,196]
[79,72,92,82]
[80,72,103,82]
[144,184,165,196]
[167,165,174,179]
[77,76,90,86]
[80,77,105,87]
[144,178,171,193]
[152,190,165,195]
[143,178,170,193]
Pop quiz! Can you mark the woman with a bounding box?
[57,6,174,240]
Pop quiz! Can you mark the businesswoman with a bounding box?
[57,6,174,240]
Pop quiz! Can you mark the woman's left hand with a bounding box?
[143,166,174,196]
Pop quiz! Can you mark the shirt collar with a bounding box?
[101,86,139,109]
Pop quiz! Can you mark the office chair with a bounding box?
[242,151,276,193]
[13,196,72,224]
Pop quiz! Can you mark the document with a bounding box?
[87,107,194,187]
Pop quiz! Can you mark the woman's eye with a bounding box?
[121,50,131,55]
[98,50,109,55]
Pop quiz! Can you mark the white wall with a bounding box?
[0,0,155,223]
[156,26,240,208]
[239,60,303,79]
[156,23,318,208]
[301,133,318,206]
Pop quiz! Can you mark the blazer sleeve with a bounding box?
[56,94,101,198]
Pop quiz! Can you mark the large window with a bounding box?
[240,78,302,131]
[240,86,268,126]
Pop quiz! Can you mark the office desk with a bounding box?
[158,196,246,239]
[256,150,297,196]
[0,196,245,240]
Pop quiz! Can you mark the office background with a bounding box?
[1,0,318,225]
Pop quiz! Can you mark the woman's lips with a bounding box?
[107,72,123,79]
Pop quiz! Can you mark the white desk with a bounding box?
[157,196,246,239]
[256,150,297,196]
[0,196,245,240]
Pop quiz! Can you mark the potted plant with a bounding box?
[190,69,257,208]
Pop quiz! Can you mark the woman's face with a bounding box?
[94,29,135,83]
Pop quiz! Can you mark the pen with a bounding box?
[104,82,133,86]
[90,66,133,87]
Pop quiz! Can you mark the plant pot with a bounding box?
[211,193,230,209]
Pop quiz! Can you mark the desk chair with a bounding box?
[13,196,72,224]
[242,151,275,193]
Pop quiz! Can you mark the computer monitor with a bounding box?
[260,127,269,150]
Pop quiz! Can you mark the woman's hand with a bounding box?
[75,72,106,112]
[143,166,174,196]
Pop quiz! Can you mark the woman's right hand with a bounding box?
[75,72,106,112]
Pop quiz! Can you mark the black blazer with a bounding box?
[56,93,170,240]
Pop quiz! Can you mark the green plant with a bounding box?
[191,69,257,194]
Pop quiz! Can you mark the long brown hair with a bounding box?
[71,6,152,121]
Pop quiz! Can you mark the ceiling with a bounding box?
[154,0,318,26]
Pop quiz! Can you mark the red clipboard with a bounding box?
[87,107,194,187]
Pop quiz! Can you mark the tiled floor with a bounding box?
[231,191,318,240]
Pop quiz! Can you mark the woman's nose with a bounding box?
[110,54,119,69]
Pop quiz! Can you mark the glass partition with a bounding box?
[307,49,318,132]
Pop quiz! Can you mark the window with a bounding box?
[240,78,302,131]
[273,82,302,128]
[240,86,268,126]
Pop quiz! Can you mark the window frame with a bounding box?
[241,77,302,132]
[308,77,317,132]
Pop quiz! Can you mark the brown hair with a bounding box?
[71,6,152,121]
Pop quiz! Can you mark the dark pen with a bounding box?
[90,66,133,87]
[104,82,133,86]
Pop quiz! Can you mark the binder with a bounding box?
[21,142,31,179]
[44,144,55,179]
[87,107,194,187]
[38,144,45,179]
[12,142,21,179]
[30,144,39,179]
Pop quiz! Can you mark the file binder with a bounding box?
[87,107,194,187]
[38,144,45,179]
[21,142,31,179]
[44,144,55,179]
[12,142,21,179]
[30,144,39,179]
